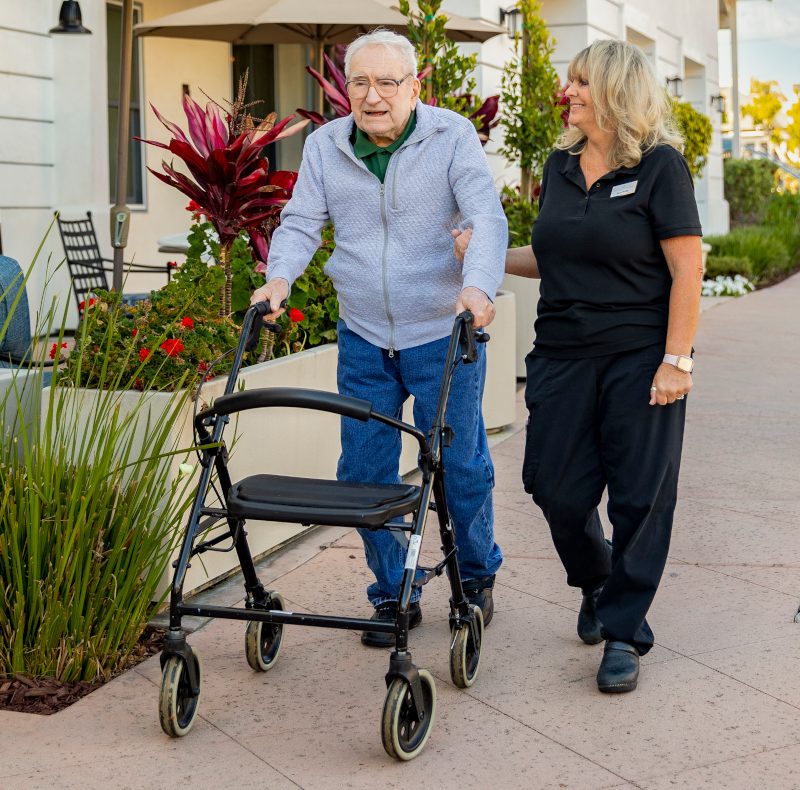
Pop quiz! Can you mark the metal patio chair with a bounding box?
[55,211,174,311]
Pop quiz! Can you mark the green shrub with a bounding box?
[705,226,791,280]
[763,192,800,259]
[704,255,754,279]
[65,222,338,392]
[723,158,777,225]
[501,185,538,249]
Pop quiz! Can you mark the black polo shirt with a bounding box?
[530,144,702,358]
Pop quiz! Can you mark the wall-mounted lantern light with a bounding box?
[710,94,725,113]
[666,75,683,98]
[500,6,522,37]
[50,1,92,34]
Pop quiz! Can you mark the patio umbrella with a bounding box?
[135,0,505,110]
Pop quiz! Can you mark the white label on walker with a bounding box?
[405,535,422,569]
[611,180,638,198]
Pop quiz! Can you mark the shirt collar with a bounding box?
[559,148,640,190]
[353,111,416,159]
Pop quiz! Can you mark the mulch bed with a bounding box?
[0,626,166,716]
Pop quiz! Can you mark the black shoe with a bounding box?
[577,586,603,645]
[361,601,422,648]
[463,575,495,627]
[597,640,640,693]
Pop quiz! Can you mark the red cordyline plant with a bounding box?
[138,93,306,315]
[297,53,499,145]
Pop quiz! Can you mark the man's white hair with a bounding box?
[344,29,418,77]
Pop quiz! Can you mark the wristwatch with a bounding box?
[663,353,694,373]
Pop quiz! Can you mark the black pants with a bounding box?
[523,344,686,655]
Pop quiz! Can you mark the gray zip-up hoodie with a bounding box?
[266,100,507,351]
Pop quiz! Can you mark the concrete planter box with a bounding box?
[501,274,539,379]
[1,367,49,455]
[39,291,515,596]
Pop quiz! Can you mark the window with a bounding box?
[232,44,278,169]
[107,2,145,205]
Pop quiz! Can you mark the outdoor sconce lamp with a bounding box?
[710,94,725,113]
[500,6,522,37]
[50,1,92,34]
[666,75,683,98]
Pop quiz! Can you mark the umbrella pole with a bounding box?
[315,32,324,116]
[111,0,134,295]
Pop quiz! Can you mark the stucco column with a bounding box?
[729,0,741,157]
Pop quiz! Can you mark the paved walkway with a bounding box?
[3,276,800,789]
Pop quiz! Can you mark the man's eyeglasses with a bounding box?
[345,75,412,99]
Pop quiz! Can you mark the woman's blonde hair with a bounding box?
[556,39,683,169]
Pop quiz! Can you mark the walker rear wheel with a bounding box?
[159,649,202,738]
[449,604,484,688]
[245,592,286,672]
[381,669,437,761]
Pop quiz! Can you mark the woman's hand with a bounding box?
[649,363,692,406]
[451,228,473,263]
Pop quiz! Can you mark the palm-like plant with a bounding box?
[297,53,499,146]
[138,94,307,315]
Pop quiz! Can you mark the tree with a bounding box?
[786,90,800,154]
[399,0,476,113]
[498,0,564,199]
[671,99,713,178]
[742,78,786,144]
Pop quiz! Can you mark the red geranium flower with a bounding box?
[78,297,96,312]
[160,338,185,357]
[49,341,68,360]
[139,347,152,362]
[181,316,195,329]
[288,307,305,323]
[131,328,138,337]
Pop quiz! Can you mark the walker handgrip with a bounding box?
[245,299,287,351]
[209,387,374,422]
[458,310,478,363]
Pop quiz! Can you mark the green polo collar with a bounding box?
[352,111,417,182]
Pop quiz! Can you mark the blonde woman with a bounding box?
[454,39,703,693]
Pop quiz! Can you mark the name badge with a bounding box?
[610,180,638,198]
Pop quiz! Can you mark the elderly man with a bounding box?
[251,30,506,647]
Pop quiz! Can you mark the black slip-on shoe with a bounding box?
[597,640,640,693]
[577,586,603,645]
[463,575,495,627]
[360,601,422,648]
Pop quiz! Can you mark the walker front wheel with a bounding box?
[159,649,202,738]
[381,669,437,761]
[449,604,484,688]
[245,592,286,672]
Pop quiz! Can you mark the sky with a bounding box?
[718,0,800,101]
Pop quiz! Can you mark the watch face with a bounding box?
[677,357,693,373]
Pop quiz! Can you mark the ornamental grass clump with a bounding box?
[0,257,196,683]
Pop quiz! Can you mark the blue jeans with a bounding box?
[336,321,503,607]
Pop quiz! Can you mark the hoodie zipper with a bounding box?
[379,182,396,356]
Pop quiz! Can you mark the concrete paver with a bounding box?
[3,279,800,788]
